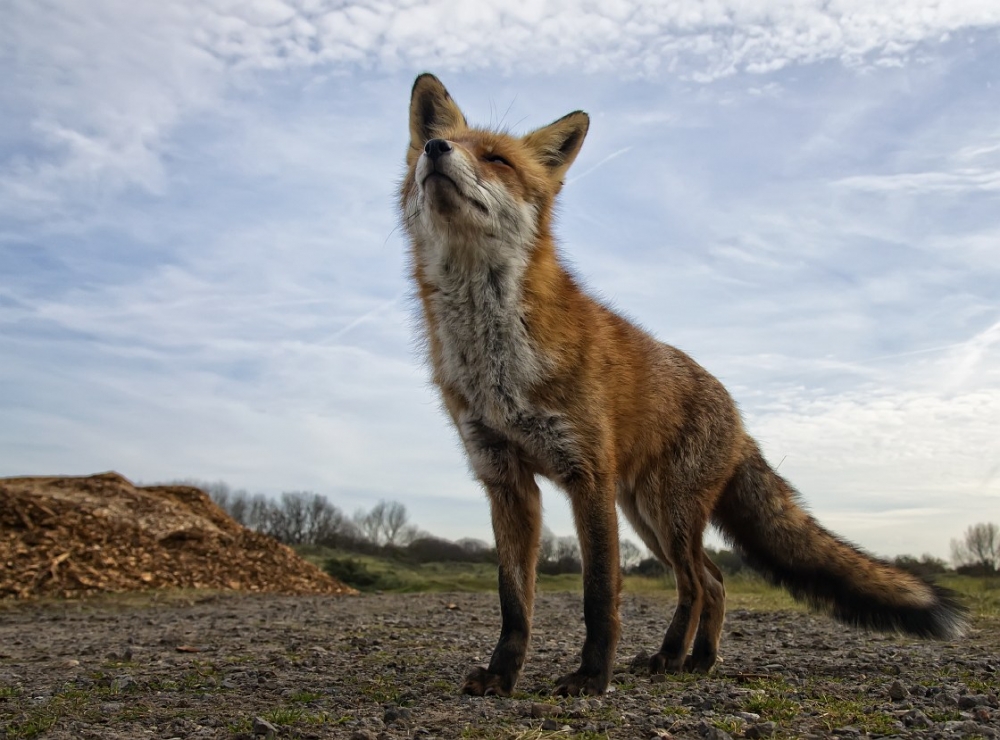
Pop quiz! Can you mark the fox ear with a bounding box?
[409,73,467,153]
[522,111,590,178]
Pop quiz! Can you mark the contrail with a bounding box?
[566,146,632,186]
[328,290,406,342]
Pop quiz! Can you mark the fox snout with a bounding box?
[424,138,452,160]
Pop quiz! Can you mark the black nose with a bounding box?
[424,138,452,160]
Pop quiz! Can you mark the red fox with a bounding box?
[399,73,967,697]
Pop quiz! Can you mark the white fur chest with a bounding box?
[425,259,544,425]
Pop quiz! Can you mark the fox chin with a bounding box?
[399,72,967,698]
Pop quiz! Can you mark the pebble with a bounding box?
[529,702,558,718]
[251,716,277,738]
[902,708,934,728]
[745,721,777,738]
[887,679,907,701]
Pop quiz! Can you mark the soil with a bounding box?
[1,591,997,740]
[0,473,351,599]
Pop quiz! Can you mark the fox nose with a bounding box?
[424,138,452,160]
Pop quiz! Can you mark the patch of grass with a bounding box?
[811,697,897,734]
[0,684,23,699]
[937,574,1000,618]
[358,675,405,704]
[740,678,801,722]
[926,708,963,723]
[226,717,253,734]
[712,717,745,734]
[257,707,342,727]
[303,547,999,621]
[3,688,93,740]
[288,690,324,703]
[260,707,306,724]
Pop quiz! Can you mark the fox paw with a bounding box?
[648,652,685,674]
[462,666,515,697]
[554,671,609,696]
[682,651,717,674]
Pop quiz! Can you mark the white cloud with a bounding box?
[2,0,999,558]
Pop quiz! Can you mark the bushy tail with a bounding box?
[712,446,967,639]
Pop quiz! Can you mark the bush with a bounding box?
[323,557,403,592]
[630,557,668,577]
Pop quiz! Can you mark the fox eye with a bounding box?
[484,153,512,168]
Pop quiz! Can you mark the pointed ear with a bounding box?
[409,73,467,152]
[521,111,590,178]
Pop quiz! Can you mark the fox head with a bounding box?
[400,73,589,278]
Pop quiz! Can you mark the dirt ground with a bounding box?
[1,591,997,740]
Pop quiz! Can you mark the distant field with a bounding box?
[294,546,999,617]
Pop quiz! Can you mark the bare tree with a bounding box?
[354,501,388,545]
[539,527,557,564]
[620,539,643,571]
[951,522,1000,574]
[227,492,250,526]
[382,501,411,546]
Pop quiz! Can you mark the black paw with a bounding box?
[682,650,717,674]
[648,651,684,675]
[553,670,608,696]
[462,666,516,697]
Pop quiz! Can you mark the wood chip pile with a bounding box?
[1,472,354,599]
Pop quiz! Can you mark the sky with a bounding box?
[2,0,998,561]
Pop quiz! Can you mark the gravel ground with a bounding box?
[1,591,997,739]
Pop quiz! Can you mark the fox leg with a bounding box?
[555,479,621,696]
[684,556,725,672]
[461,422,542,697]
[647,498,718,674]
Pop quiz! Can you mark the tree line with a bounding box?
[190,480,999,578]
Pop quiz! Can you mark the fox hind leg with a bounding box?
[621,491,719,674]
[684,556,725,673]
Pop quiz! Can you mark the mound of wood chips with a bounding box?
[0,472,354,599]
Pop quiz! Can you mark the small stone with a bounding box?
[350,731,376,740]
[832,726,861,736]
[650,673,667,684]
[112,675,135,691]
[383,706,412,724]
[745,722,777,739]
[251,717,277,737]
[697,720,733,740]
[530,703,558,718]
[541,718,559,731]
[888,680,907,701]
[901,709,933,728]
[59,659,80,669]
[958,694,988,709]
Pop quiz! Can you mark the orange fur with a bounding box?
[399,74,966,697]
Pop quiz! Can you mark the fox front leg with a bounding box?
[554,482,621,696]
[460,421,542,697]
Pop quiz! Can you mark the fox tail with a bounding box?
[712,446,967,639]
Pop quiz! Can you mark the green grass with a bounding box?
[936,574,1000,617]
[298,546,998,618]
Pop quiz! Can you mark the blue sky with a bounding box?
[2,0,998,559]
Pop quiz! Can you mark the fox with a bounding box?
[399,73,967,697]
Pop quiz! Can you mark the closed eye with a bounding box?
[484,153,512,168]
